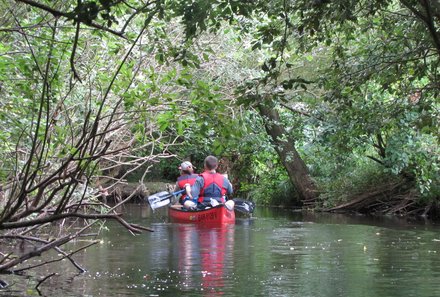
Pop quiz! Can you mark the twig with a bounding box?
[70,20,82,82]
[0,253,13,265]
[366,155,385,165]
[1,13,58,223]
[88,10,158,159]
[13,241,97,273]
[0,235,72,271]
[0,235,87,272]
[35,272,56,292]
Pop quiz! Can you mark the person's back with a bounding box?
[197,171,229,204]
[185,155,234,210]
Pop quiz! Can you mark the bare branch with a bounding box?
[1,212,153,233]
[15,0,127,38]
[35,273,56,293]
[366,155,385,165]
[70,20,82,82]
[0,234,88,272]
[14,241,98,273]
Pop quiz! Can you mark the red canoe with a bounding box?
[168,204,235,225]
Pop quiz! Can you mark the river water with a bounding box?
[2,205,440,296]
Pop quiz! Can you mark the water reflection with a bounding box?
[3,206,440,297]
[173,224,235,295]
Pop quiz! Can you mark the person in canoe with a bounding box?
[174,161,198,205]
[183,155,235,210]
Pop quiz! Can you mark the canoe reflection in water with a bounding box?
[175,224,235,295]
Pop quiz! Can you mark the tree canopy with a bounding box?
[0,0,439,278]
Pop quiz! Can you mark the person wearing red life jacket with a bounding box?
[174,161,198,205]
[184,155,234,210]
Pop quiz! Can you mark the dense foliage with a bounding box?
[0,0,439,285]
[231,0,440,208]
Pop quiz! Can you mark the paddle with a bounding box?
[232,198,255,214]
[147,189,255,214]
[147,189,185,210]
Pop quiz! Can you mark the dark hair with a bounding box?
[204,155,218,170]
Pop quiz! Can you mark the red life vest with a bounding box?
[198,172,227,203]
[177,174,198,201]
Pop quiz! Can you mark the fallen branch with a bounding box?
[326,181,405,212]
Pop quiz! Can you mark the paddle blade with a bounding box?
[233,198,255,213]
[147,191,172,210]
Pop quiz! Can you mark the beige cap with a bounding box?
[179,161,195,170]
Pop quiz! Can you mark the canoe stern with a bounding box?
[169,205,235,224]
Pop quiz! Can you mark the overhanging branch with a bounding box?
[0,212,153,233]
[15,0,127,38]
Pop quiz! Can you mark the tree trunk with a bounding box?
[257,102,318,205]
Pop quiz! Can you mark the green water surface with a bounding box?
[2,205,440,297]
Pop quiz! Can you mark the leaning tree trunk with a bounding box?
[257,102,318,205]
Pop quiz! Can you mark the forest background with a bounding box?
[0,0,439,274]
